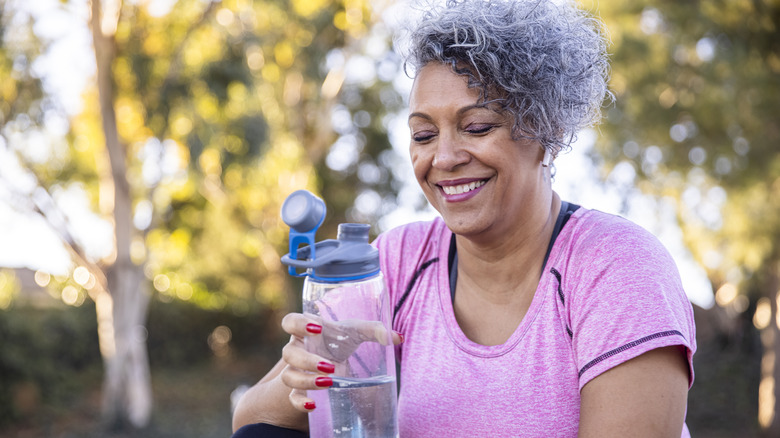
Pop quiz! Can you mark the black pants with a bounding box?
[232,423,308,438]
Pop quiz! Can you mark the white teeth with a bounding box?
[442,180,485,195]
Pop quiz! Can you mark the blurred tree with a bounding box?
[584,0,780,434]
[0,3,44,130]
[0,0,405,430]
[88,0,153,427]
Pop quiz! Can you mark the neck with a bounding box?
[455,192,561,302]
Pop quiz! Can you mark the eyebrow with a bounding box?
[407,103,493,123]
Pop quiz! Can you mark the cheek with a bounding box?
[409,147,431,181]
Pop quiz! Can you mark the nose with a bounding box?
[432,134,470,171]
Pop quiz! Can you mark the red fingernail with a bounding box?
[397,332,405,343]
[304,401,316,410]
[317,362,335,373]
[306,323,322,334]
[315,376,333,387]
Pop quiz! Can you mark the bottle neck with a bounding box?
[307,269,381,283]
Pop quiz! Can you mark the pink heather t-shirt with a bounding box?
[374,207,696,437]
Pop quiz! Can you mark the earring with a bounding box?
[541,148,552,167]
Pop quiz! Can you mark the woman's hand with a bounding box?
[279,312,403,412]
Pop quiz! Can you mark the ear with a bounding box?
[541,148,552,167]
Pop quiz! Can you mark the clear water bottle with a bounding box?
[280,190,399,438]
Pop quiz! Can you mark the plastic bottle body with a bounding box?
[302,273,399,438]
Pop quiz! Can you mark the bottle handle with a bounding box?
[285,229,318,277]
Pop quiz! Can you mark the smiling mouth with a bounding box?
[440,180,487,195]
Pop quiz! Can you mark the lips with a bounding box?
[436,178,489,202]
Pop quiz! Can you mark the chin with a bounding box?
[441,216,487,238]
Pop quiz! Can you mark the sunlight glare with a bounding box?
[714,283,738,307]
[61,285,80,306]
[759,375,776,429]
[96,292,116,358]
[73,266,90,286]
[696,37,716,62]
[0,271,18,309]
[208,325,232,357]
[776,290,780,330]
[246,45,265,70]
[144,0,177,18]
[34,270,51,287]
[216,8,235,27]
[100,0,121,36]
[754,298,772,330]
[176,283,193,301]
[639,8,663,35]
[153,274,171,292]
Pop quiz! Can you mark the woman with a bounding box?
[232,0,696,436]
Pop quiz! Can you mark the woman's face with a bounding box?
[408,62,550,240]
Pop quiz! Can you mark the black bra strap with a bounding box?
[541,201,579,273]
[448,233,458,303]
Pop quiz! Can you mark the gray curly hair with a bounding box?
[402,0,613,154]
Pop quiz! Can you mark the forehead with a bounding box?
[409,63,482,112]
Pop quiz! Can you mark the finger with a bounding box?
[281,365,334,391]
[380,328,404,346]
[281,313,324,337]
[282,337,336,374]
[330,320,402,346]
[289,388,317,413]
[363,322,403,346]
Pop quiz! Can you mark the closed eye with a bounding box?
[466,124,495,135]
[412,131,436,143]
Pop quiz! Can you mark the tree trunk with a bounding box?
[760,262,780,437]
[90,0,153,428]
[101,264,152,428]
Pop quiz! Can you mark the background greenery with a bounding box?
[0,0,778,436]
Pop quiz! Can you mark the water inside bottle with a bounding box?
[308,375,399,438]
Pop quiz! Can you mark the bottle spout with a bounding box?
[337,223,370,243]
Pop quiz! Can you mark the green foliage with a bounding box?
[0,3,45,128]
[0,270,20,310]
[1,0,408,314]
[0,297,288,429]
[686,301,768,434]
[0,0,404,429]
[145,294,287,367]
[313,45,408,238]
[0,304,100,427]
[595,0,779,185]
[583,0,780,294]
[100,0,406,311]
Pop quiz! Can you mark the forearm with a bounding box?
[232,360,309,433]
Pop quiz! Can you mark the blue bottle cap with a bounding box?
[280,192,379,282]
[281,190,326,233]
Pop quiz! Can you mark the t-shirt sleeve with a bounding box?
[566,214,697,391]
